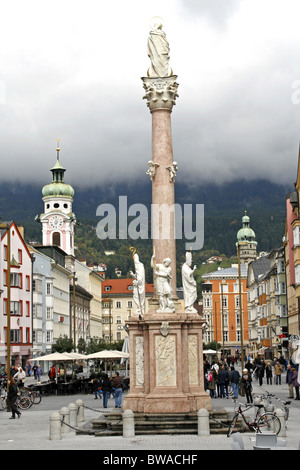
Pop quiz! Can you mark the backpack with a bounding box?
[207,372,213,382]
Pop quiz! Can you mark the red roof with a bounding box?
[102,278,154,295]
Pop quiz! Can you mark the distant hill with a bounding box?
[0,178,289,267]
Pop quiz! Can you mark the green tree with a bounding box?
[51,335,74,353]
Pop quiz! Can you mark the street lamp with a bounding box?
[68,272,77,351]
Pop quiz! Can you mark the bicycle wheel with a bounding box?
[17,396,31,410]
[32,391,41,405]
[257,413,281,435]
[227,413,239,437]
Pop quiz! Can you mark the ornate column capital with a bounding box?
[141,76,179,112]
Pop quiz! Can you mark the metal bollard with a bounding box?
[68,403,77,429]
[197,408,210,436]
[122,409,135,438]
[275,408,286,437]
[49,412,62,440]
[75,399,84,423]
[60,407,70,434]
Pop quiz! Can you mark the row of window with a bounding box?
[203,296,241,308]
[103,300,133,309]
[204,312,241,328]
[3,328,30,343]
[104,286,133,292]
[3,300,30,316]
[3,271,30,290]
[204,331,242,343]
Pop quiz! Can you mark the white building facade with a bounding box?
[0,223,32,369]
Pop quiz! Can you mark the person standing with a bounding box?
[207,369,216,399]
[229,366,240,400]
[241,369,253,404]
[266,362,273,385]
[112,372,123,408]
[13,367,26,388]
[256,360,265,386]
[274,361,283,385]
[286,364,294,398]
[101,374,112,408]
[36,365,42,382]
[32,363,38,380]
[7,379,21,419]
[218,365,230,399]
[292,368,300,400]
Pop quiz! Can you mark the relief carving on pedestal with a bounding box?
[135,336,144,386]
[188,335,199,385]
[155,335,176,387]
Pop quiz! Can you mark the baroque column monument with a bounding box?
[123,19,211,414]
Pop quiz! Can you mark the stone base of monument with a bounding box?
[123,306,211,415]
[78,408,235,436]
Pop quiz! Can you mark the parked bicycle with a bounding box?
[20,388,42,406]
[227,401,281,437]
[253,391,291,422]
[0,391,31,411]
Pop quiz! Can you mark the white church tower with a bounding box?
[39,141,76,256]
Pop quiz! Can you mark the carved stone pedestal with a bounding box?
[123,309,211,414]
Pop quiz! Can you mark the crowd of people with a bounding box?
[204,354,300,403]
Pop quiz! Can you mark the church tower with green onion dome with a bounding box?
[236,211,257,264]
[39,141,76,256]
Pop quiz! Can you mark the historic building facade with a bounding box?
[0,223,32,369]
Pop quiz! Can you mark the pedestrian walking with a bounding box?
[92,378,103,400]
[112,372,123,408]
[32,363,38,380]
[274,361,283,385]
[286,364,294,398]
[7,378,21,419]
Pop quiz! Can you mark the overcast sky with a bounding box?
[1,0,300,189]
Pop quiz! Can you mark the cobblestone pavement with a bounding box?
[0,369,299,453]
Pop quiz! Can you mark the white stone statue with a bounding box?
[151,255,175,312]
[146,160,159,181]
[130,253,146,317]
[166,161,178,182]
[147,20,170,78]
[182,251,197,313]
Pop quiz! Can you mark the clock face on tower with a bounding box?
[49,215,63,229]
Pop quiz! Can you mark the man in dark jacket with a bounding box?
[7,379,21,419]
[218,365,230,398]
[229,366,240,400]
